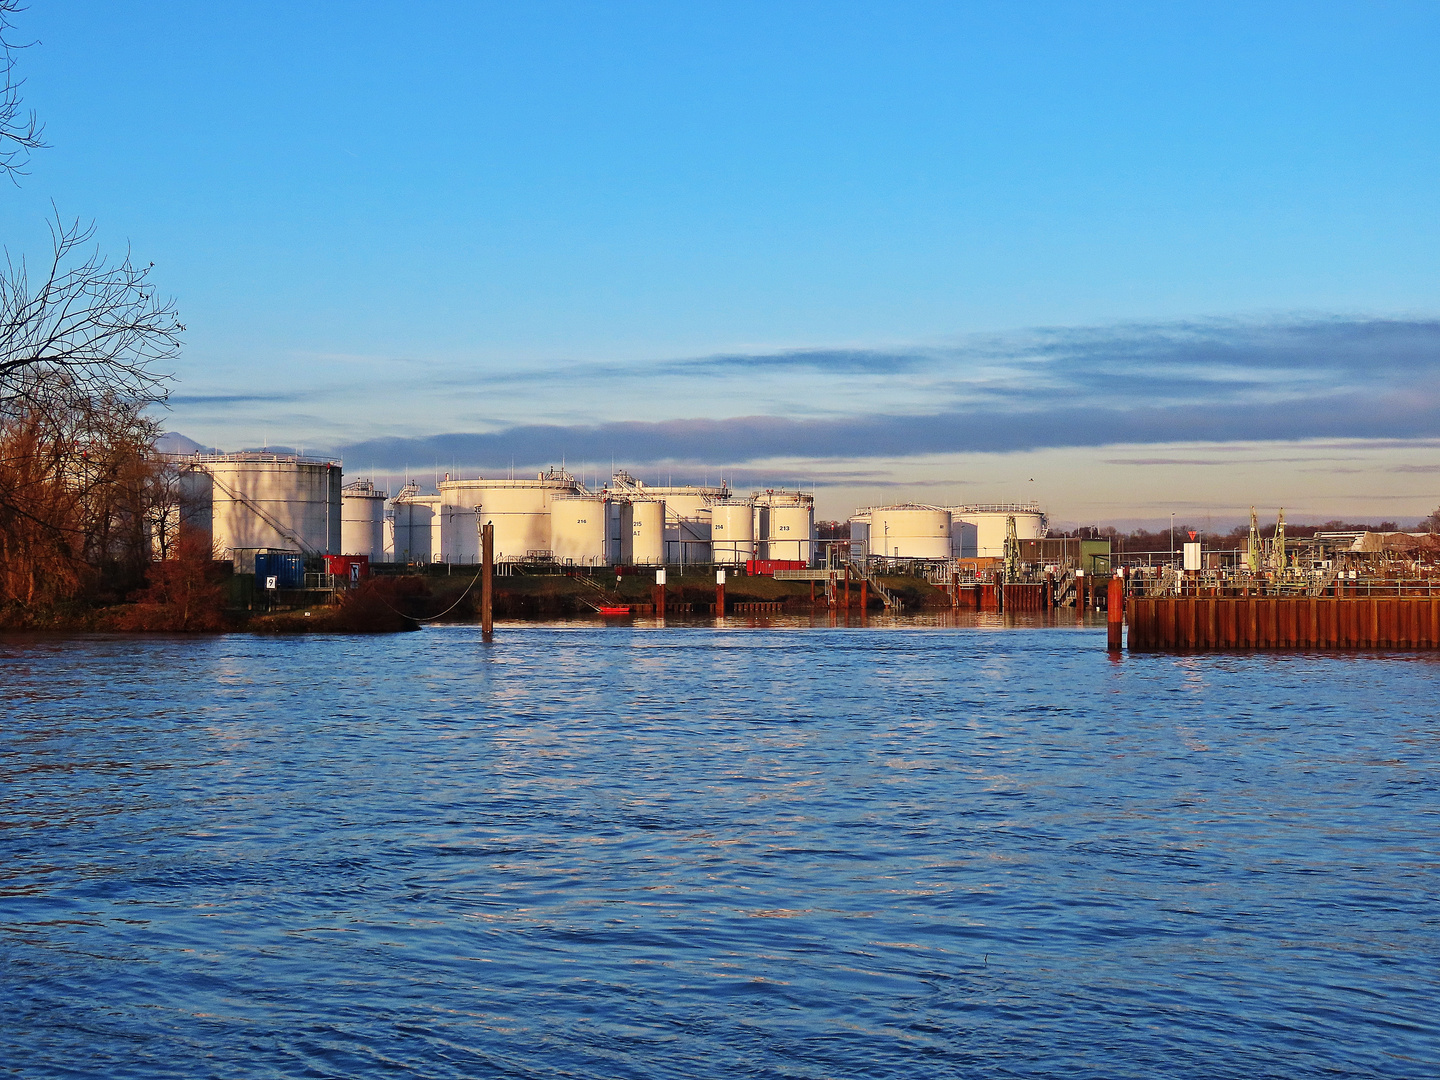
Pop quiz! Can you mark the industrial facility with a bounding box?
[174,453,1065,602]
[377,469,823,569]
[850,502,1047,560]
[180,453,342,556]
[177,453,833,570]
[170,450,1440,636]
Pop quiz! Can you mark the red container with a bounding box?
[745,559,807,576]
[325,554,371,582]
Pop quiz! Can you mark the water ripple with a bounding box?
[1,622,1437,1078]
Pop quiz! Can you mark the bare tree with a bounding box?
[0,218,183,614]
[0,4,188,620]
[1,214,183,413]
[0,0,45,181]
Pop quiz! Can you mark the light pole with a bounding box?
[1170,513,1175,563]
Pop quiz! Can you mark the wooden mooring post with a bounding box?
[653,568,666,621]
[715,568,726,616]
[481,521,494,641]
[1107,576,1123,652]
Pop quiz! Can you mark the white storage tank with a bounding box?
[948,504,1048,558]
[669,509,712,565]
[620,499,665,564]
[439,471,582,562]
[179,453,341,556]
[341,480,388,559]
[550,495,608,566]
[950,518,978,560]
[391,486,440,563]
[711,498,756,565]
[867,505,952,560]
[848,514,871,559]
[651,490,718,564]
[439,500,482,562]
[605,471,723,564]
[754,490,815,564]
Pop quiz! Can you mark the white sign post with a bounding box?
[1183,542,1202,572]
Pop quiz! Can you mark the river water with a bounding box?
[2,616,1436,1078]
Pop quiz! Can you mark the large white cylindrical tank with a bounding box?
[620,499,665,564]
[763,503,814,562]
[182,454,341,556]
[948,505,1048,558]
[849,515,871,559]
[439,475,581,562]
[670,509,711,565]
[550,495,608,565]
[868,505,951,560]
[950,519,978,560]
[341,480,388,559]
[652,489,718,564]
[754,491,815,563]
[604,474,724,564]
[439,502,482,562]
[391,491,440,563]
[711,499,756,564]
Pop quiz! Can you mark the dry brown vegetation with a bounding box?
[107,528,229,632]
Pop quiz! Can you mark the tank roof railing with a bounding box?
[342,480,389,497]
[179,451,342,468]
[437,476,584,491]
[751,489,815,504]
[947,502,1044,514]
[851,502,949,516]
[607,470,729,498]
[643,484,728,496]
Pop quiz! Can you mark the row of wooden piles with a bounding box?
[1123,592,1440,650]
[949,577,1100,612]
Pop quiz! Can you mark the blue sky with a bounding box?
[5,2,1440,525]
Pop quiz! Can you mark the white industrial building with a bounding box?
[175,447,824,569]
[850,501,1048,562]
[709,497,756,565]
[180,453,342,557]
[549,494,609,566]
[948,504,1048,558]
[754,490,815,563]
[435,471,583,563]
[171,444,1047,573]
[341,479,389,560]
[850,505,951,560]
[606,471,725,564]
[390,483,441,563]
[379,469,817,568]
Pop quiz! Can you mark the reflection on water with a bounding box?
[1,622,1436,1079]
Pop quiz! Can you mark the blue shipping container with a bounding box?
[254,551,305,590]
